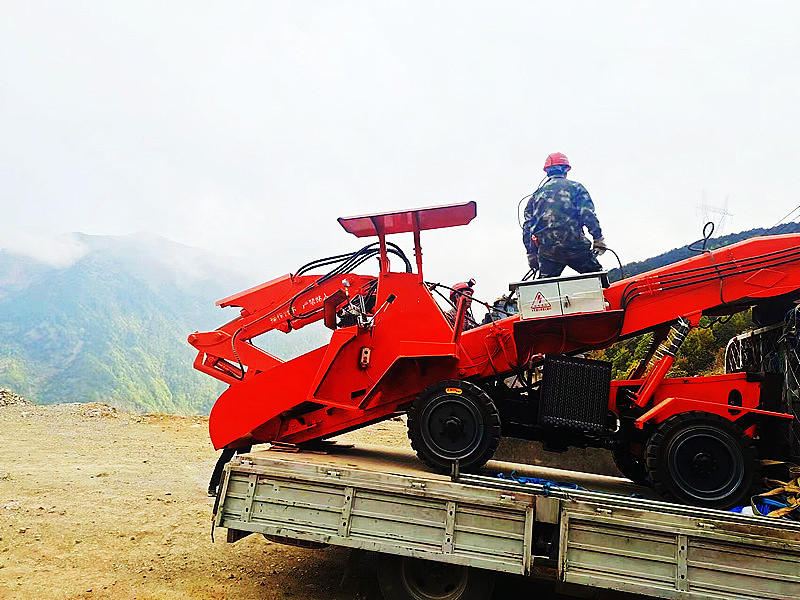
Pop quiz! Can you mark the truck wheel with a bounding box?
[645,411,758,509]
[407,380,500,473]
[611,446,649,485]
[376,553,495,600]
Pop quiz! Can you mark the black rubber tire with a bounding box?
[376,553,495,600]
[645,411,758,509]
[407,380,501,473]
[611,446,649,486]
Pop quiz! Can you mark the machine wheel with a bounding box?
[376,553,495,600]
[611,446,649,485]
[645,411,758,509]
[407,380,500,473]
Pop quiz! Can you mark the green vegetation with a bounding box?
[590,311,754,379]
[0,234,326,414]
[593,222,800,379]
[1,224,795,413]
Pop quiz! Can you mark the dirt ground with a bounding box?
[0,402,636,600]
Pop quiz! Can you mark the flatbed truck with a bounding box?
[212,443,800,600]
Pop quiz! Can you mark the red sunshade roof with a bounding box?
[338,201,477,238]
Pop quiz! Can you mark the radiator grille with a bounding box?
[538,355,611,434]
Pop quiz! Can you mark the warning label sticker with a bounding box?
[530,291,552,312]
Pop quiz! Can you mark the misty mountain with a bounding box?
[3,223,799,414]
[0,233,324,414]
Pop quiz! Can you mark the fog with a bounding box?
[3,1,800,299]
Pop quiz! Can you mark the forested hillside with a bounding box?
[590,311,754,379]
[1,222,796,413]
[607,222,800,282]
[0,233,325,414]
[594,222,800,378]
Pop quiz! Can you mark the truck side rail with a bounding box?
[458,472,800,599]
[215,450,800,599]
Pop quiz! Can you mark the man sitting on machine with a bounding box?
[445,279,479,331]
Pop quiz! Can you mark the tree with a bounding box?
[590,310,754,379]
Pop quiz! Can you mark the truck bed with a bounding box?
[215,443,800,599]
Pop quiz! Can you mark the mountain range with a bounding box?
[0,233,324,414]
[1,223,798,414]
[607,222,800,281]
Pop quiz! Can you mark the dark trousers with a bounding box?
[208,445,251,492]
[538,252,602,278]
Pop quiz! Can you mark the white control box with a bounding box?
[511,272,608,320]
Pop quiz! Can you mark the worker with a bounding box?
[207,444,251,497]
[481,293,519,324]
[445,280,479,331]
[522,152,607,278]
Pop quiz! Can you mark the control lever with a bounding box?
[368,294,396,326]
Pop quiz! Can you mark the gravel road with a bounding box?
[0,402,636,600]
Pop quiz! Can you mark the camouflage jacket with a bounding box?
[522,175,603,260]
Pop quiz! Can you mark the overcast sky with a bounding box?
[3,1,800,301]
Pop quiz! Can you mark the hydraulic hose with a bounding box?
[290,242,412,319]
[226,242,415,377]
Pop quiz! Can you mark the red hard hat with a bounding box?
[450,279,475,302]
[543,152,570,172]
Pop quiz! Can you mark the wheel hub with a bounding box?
[692,451,717,475]
[400,556,468,600]
[662,423,748,504]
[440,416,464,441]
[418,394,484,459]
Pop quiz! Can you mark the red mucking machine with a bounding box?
[190,202,800,508]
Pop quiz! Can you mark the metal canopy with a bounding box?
[338,201,477,238]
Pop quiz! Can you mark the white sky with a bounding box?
[2,1,800,302]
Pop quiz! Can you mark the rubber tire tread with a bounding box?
[407,380,501,473]
[376,552,496,600]
[645,410,758,509]
[611,447,649,486]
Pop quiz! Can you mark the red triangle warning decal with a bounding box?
[530,291,552,312]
